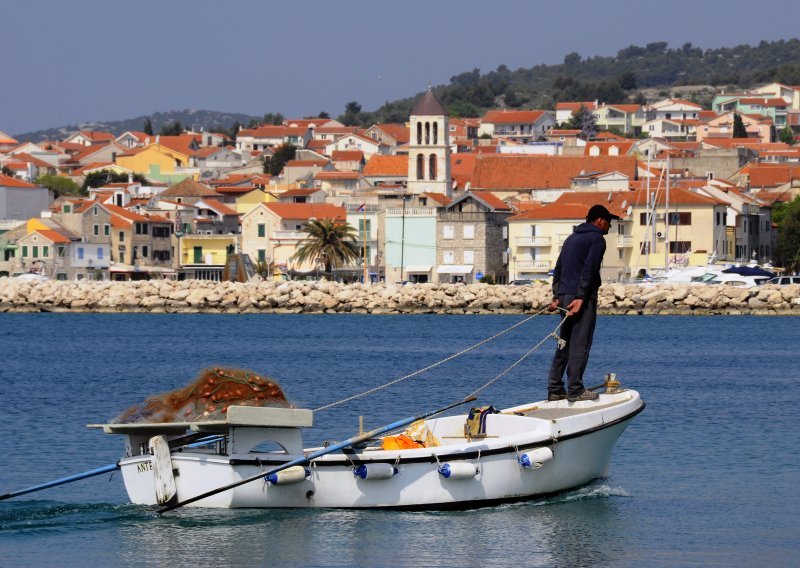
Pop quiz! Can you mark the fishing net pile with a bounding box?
[112,367,292,424]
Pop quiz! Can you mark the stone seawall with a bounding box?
[2,278,799,315]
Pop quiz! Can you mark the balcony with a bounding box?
[616,235,633,247]
[515,236,551,247]
[557,233,570,246]
[515,260,551,271]
[272,230,307,240]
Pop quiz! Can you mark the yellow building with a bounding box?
[216,186,278,215]
[507,200,630,282]
[240,202,347,278]
[117,140,198,183]
[626,187,728,273]
[176,233,237,280]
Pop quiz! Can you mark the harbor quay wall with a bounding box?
[1,278,799,315]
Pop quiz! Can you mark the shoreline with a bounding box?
[2,278,799,315]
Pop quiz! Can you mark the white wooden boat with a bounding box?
[89,378,644,510]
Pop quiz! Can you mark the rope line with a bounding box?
[313,306,559,412]
[466,315,568,399]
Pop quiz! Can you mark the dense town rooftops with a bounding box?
[471,155,638,190]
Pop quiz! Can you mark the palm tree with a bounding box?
[291,218,360,277]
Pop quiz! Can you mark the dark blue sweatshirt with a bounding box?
[552,222,607,300]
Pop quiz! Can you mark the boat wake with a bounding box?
[0,501,149,532]
[534,480,631,506]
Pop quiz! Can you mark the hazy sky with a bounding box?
[4,0,800,135]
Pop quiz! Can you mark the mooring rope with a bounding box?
[465,314,568,399]
[313,306,568,412]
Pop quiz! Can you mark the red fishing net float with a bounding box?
[112,367,292,424]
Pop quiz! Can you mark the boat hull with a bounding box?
[118,392,643,509]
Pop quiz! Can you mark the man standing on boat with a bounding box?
[547,204,619,403]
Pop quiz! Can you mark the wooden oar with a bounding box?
[158,395,477,514]
[0,463,120,501]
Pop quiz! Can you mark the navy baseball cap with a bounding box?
[586,204,620,222]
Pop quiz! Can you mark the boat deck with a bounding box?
[517,398,630,421]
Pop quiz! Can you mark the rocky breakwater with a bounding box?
[0,278,799,315]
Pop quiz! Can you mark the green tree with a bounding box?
[318,111,330,119]
[35,174,82,197]
[341,101,363,126]
[565,105,598,140]
[1,165,14,177]
[265,142,297,176]
[618,71,638,91]
[143,118,154,136]
[732,113,749,138]
[291,218,359,276]
[262,113,284,125]
[82,170,147,192]
[160,121,183,136]
[773,196,800,271]
[779,124,796,145]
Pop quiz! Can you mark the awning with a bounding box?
[404,265,432,273]
[436,264,474,274]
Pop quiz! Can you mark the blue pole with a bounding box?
[0,463,120,501]
[158,395,477,514]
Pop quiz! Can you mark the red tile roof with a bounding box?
[470,191,511,210]
[372,123,410,144]
[238,125,307,138]
[202,198,239,216]
[555,102,598,111]
[0,173,37,188]
[482,109,548,125]
[471,155,638,190]
[34,229,71,244]
[748,165,800,188]
[583,141,635,156]
[331,150,364,161]
[554,191,630,218]
[738,97,788,107]
[451,153,477,189]
[508,202,594,221]
[104,203,171,223]
[264,203,346,221]
[421,192,451,206]
[362,155,407,176]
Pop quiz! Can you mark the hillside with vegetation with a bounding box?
[14,109,260,143]
[14,38,800,140]
[338,38,800,125]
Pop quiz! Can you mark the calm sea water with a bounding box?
[0,313,797,567]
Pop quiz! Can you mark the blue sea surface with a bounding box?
[0,313,797,567]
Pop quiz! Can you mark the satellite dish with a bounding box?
[627,205,633,216]
[621,199,628,209]
[607,191,613,202]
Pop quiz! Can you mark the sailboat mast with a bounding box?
[664,155,670,269]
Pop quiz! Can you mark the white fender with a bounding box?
[353,463,398,480]
[266,466,309,485]
[438,462,478,480]
[518,447,554,469]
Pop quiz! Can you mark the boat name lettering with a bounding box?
[137,461,153,473]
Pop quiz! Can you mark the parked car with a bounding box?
[760,276,800,285]
[509,279,534,286]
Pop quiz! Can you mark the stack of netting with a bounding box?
[113,367,292,423]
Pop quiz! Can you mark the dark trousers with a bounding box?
[547,295,598,396]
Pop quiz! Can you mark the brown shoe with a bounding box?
[567,389,599,402]
[547,391,567,401]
